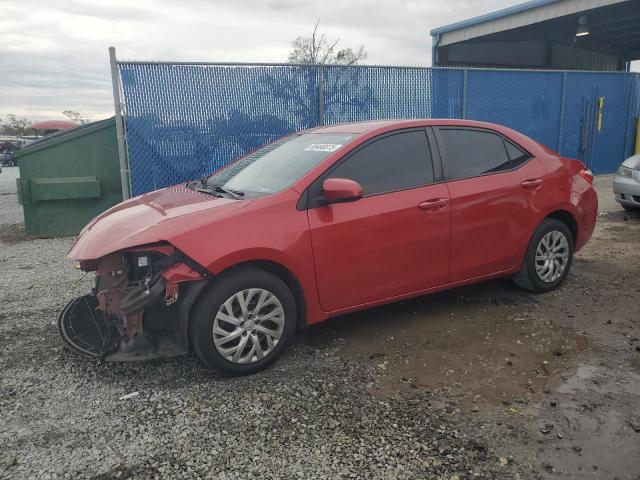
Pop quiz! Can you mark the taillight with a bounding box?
[578,168,594,184]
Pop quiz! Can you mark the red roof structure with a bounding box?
[31,120,78,130]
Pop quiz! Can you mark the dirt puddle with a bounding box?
[307,278,589,406]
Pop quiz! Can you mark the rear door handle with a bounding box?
[521,178,543,189]
[418,198,449,210]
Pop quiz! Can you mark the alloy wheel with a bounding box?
[535,230,570,283]
[212,288,285,364]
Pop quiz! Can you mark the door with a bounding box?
[435,127,547,282]
[307,129,451,312]
[570,76,630,175]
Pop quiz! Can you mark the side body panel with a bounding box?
[446,158,548,281]
[308,183,451,311]
[534,154,598,252]
[167,189,327,326]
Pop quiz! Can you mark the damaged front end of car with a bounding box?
[59,243,210,361]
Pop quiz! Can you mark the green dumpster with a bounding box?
[16,118,123,237]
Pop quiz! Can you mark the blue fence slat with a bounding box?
[119,64,319,195]
[560,73,632,173]
[464,69,564,150]
[118,63,639,195]
[321,67,464,123]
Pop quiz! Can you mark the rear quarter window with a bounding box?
[504,139,532,168]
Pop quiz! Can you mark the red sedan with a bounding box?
[62,119,597,375]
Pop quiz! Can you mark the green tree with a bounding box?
[288,20,367,65]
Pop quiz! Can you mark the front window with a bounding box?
[325,130,434,196]
[203,133,357,197]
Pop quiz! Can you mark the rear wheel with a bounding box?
[190,267,297,375]
[514,219,573,293]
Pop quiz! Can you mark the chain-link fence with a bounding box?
[112,55,640,196]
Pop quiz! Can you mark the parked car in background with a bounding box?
[613,154,640,211]
[0,152,17,167]
[60,119,598,376]
[0,140,21,166]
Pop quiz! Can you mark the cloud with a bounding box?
[0,0,520,121]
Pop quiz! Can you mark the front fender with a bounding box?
[205,247,327,326]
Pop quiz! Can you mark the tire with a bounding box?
[622,204,640,212]
[190,267,297,375]
[514,219,573,293]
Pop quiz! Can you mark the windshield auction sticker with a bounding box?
[304,144,343,152]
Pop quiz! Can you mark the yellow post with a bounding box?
[597,97,604,132]
[636,118,640,155]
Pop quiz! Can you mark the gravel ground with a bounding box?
[1,166,639,479]
[0,166,515,479]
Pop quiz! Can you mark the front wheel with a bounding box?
[190,267,297,375]
[514,219,573,293]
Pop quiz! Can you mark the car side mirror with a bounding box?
[321,178,363,204]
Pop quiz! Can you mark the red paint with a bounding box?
[446,157,548,281]
[162,263,204,284]
[30,120,78,130]
[308,182,451,311]
[69,119,598,326]
[68,185,247,260]
[322,178,363,202]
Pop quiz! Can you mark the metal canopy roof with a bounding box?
[431,0,559,36]
[431,0,640,68]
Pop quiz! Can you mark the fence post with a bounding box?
[557,72,567,154]
[109,46,132,200]
[317,65,325,126]
[461,69,468,119]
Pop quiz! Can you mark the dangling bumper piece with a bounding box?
[59,245,209,361]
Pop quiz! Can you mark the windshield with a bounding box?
[204,133,357,197]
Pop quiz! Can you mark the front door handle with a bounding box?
[418,198,449,210]
[521,178,543,189]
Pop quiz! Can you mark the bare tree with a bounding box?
[0,114,31,136]
[287,20,367,65]
[62,110,89,125]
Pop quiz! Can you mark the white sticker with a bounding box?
[304,143,343,152]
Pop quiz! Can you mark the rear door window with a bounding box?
[439,129,511,180]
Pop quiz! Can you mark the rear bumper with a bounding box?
[613,174,640,207]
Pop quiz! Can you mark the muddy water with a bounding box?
[307,187,640,478]
[309,281,588,405]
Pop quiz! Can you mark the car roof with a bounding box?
[306,118,515,135]
[304,118,547,159]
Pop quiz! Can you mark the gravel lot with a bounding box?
[1,166,639,479]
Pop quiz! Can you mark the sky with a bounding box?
[0,0,635,122]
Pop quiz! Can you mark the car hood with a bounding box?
[68,184,250,260]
